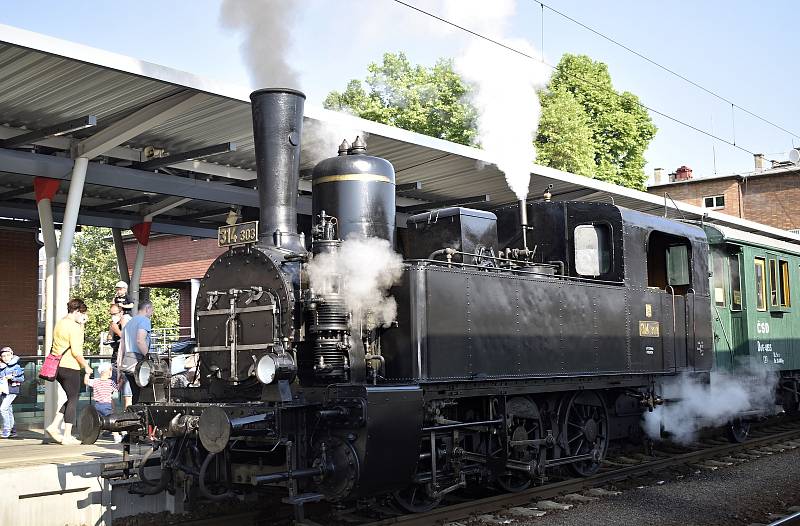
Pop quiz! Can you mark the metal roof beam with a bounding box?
[168,159,257,181]
[396,181,423,194]
[542,187,597,202]
[89,195,151,212]
[0,185,34,200]
[136,142,236,171]
[180,207,230,221]
[144,196,192,220]
[73,91,209,159]
[0,148,259,207]
[0,115,96,148]
[0,201,218,238]
[399,194,490,213]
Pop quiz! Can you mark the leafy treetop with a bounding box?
[324,52,478,147]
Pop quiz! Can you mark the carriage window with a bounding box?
[779,259,791,307]
[769,259,779,307]
[574,224,611,277]
[712,252,725,306]
[754,258,766,311]
[729,254,742,311]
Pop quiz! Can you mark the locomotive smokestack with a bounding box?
[249,88,306,252]
[519,199,529,251]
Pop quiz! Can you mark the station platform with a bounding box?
[0,429,174,525]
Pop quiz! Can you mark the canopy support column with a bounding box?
[112,227,130,283]
[34,176,66,433]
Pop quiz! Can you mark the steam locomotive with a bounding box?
[80,88,800,514]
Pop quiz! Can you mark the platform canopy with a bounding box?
[1,23,798,243]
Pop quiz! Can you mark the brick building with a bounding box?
[123,235,225,335]
[0,225,39,355]
[647,158,800,232]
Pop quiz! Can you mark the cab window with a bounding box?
[647,231,692,294]
[574,224,611,277]
[754,258,766,311]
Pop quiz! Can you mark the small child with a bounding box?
[113,281,134,316]
[0,346,24,438]
[84,363,122,443]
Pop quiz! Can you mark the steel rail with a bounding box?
[363,421,800,526]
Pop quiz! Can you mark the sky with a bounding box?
[1,0,798,183]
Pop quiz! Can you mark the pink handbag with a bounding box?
[38,351,63,381]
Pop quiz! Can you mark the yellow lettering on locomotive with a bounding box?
[218,221,259,247]
[639,321,660,338]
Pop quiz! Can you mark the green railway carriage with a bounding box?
[702,224,800,411]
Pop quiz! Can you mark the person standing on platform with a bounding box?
[84,363,122,443]
[107,303,132,409]
[45,298,92,445]
[0,347,24,438]
[113,281,134,316]
[119,300,153,404]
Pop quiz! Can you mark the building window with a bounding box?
[574,224,611,277]
[754,258,766,311]
[703,195,725,209]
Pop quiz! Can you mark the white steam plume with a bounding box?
[450,1,551,200]
[302,117,368,166]
[219,0,300,89]
[306,236,404,330]
[642,369,778,445]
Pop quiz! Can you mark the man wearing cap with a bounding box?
[113,281,134,316]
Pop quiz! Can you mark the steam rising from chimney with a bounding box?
[449,0,550,201]
[221,0,550,200]
[220,0,301,89]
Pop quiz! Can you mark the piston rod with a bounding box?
[252,466,323,485]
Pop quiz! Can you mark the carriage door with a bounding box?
[711,249,733,367]
[726,251,747,367]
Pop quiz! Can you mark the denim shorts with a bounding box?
[94,402,114,417]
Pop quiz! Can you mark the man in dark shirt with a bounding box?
[107,303,132,408]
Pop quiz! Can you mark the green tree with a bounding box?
[70,227,179,354]
[536,88,595,177]
[324,52,478,146]
[536,54,657,189]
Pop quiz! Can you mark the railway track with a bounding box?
[358,416,800,526]
[120,416,800,526]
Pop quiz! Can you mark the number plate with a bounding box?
[639,321,660,338]
[218,221,259,247]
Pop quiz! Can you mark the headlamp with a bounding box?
[135,360,153,387]
[255,352,296,385]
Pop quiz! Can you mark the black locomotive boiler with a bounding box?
[81,88,713,513]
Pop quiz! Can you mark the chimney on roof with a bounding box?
[670,165,693,182]
[653,167,664,185]
[754,153,765,173]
